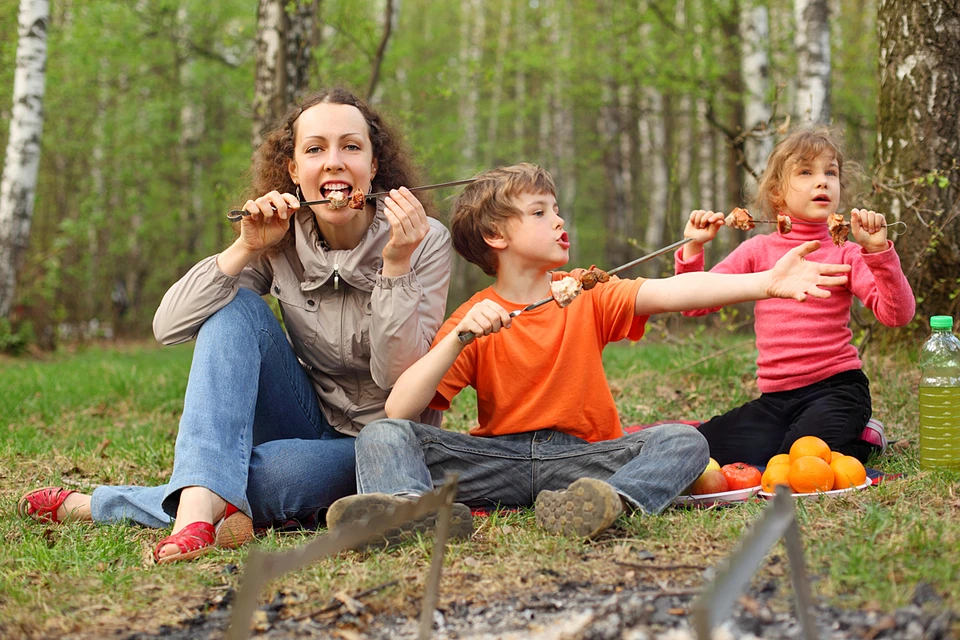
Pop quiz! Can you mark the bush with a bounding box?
[0,319,34,355]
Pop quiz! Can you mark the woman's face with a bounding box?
[288,102,378,223]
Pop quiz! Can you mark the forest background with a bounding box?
[0,0,957,350]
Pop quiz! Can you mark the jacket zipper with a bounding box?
[333,263,340,291]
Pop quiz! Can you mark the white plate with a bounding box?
[673,485,762,507]
[758,479,872,499]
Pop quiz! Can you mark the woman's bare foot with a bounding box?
[156,486,226,561]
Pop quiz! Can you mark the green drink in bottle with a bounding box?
[919,315,960,469]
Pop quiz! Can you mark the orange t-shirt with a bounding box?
[429,277,647,442]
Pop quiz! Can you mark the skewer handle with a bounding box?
[226,178,477,222]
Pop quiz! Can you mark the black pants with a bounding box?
[698,369,876,466]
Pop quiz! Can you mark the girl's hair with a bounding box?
[243,87,430,251]
[754,125,862,218]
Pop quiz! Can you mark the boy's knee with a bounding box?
[357,419,418,452]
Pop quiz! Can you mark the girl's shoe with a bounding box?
[18,487,77,524]
[154,504,254,564]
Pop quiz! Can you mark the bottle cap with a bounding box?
[930,315,954,329]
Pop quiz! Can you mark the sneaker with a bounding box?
[535,478,623,539]
[860,419,888,455]
[325,493,473,548]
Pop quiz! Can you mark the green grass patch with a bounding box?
[0,331,956,637]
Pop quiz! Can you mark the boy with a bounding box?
[327,163,851,541]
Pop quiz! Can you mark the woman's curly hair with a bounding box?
[240,87,431,251]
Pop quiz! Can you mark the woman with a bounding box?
[18,88,452,563]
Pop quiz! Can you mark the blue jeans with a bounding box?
[90,288,357,528]
[354,419,709,515]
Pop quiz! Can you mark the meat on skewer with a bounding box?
[327,190,348,209]
[348,189,366,210]
[827,213,850,246]
[550,276,582,307]
[724,207,756,231]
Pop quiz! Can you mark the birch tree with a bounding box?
[251,0,315,149]
[875,0,960,319]
[794,0,831,122]
[0,0,49,320]
[741,1,773,186]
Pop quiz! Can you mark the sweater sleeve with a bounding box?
[368,220,453,390]
[673,242,755,317]
[848,241,915,327]
[153,255,273,345]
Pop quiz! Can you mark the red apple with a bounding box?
[689,469,729,495]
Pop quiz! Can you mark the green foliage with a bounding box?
[0,318,33,355]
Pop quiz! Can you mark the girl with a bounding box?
[674,126,914,466]
[18,88,452,563]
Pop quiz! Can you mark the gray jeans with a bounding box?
[354,419,708,515]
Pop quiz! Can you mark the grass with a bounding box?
[1,327,958,637]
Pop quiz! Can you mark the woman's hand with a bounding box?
[237,191,298,254]
[381,187,430,276]
[850,208,888,253]
[766,241,851,301]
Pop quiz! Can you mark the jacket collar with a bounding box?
[292,199,388,292]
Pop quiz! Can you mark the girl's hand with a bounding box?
[682,210,724,260]
[382,187,430,276]
[850,209,888,253]
[453,299,513,341]
[766,241,851,301]
[237,191,298,254]
[683,210,725,245]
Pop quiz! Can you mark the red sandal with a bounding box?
[154,503,254,564]
[18,487,77,524]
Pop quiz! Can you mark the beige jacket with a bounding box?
[153,204,452,435]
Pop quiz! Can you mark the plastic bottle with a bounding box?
[919,315,960,469]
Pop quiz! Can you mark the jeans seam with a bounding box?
[259,326,325,438]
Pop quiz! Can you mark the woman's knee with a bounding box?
[198,288,277,337]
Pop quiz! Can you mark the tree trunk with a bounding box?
[875,0,960,320]
[794,0,831,123]
[251,0,314,149]
[741,2,773,187]
[484,0,511,167]
[0,0,49,320]
[641,88,669,276]
[550,0,576,259]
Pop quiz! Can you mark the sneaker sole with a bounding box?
[535,478,622,539]
[327,494,473,548]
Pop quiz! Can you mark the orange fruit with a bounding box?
[789,436,832,464]
[761,463,792,493]
[788,456,835,493]
[830,450,845,463]
[767,453,791,467]
[831,456,867,489]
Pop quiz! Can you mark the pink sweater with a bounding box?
[674,222,915,393]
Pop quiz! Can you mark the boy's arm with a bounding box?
[384,299,513,421]
[636,240,851,316]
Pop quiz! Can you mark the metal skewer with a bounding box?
[456,237,692,344]
[226,178,477,222]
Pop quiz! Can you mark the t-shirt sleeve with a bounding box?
[428,304,477,411]
[593,277,648,344]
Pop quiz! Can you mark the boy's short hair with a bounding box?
[754,125,862,218]
[450,163,557,277]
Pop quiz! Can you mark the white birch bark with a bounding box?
[794,0,831,123]
[484,0,511,166]
[641,88,669,274]
[550,0,576,252]
[696,98,715,211]
[252,0,285,149]
[741,2,773,188]
[0,0,50,319]
[458,0,484,171]
[513,0,527,152]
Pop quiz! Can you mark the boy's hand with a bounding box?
[766,241,851,301]
[850,209,888,253]
[382,187,430,276]
[682,210,724,260]
[454,300,514,342]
